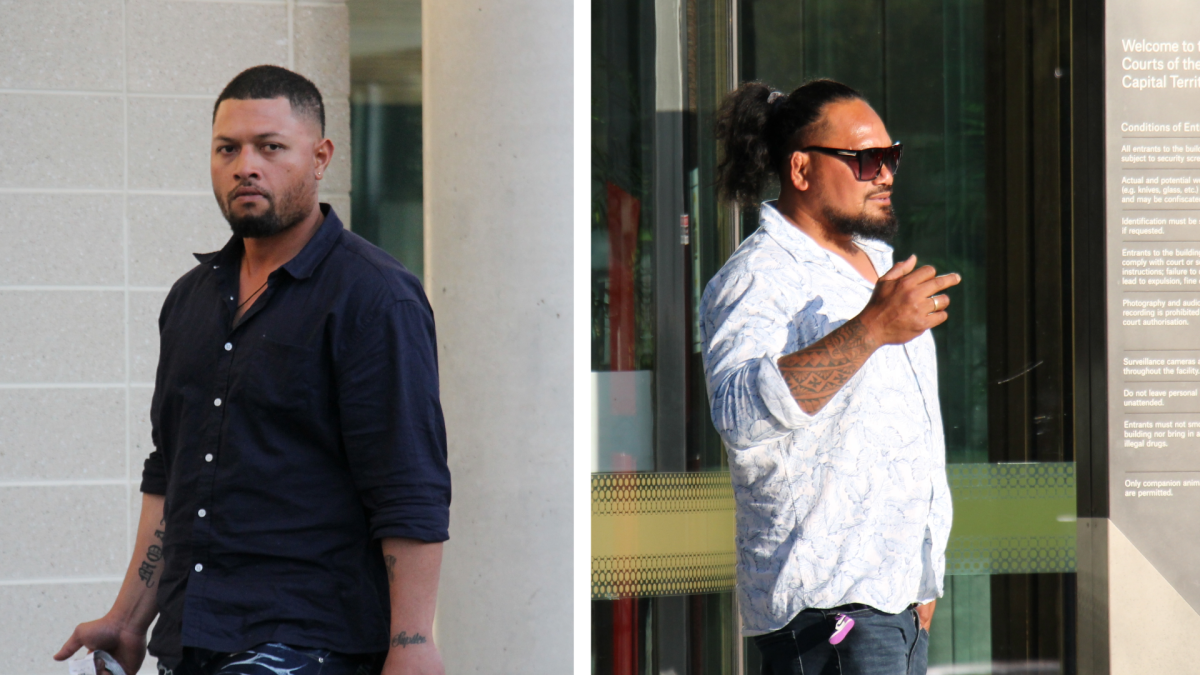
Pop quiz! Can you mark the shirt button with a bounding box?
[195,563,203,572]
[224,342,233,351]
[214,398,222,407]
[198,509,207,518]
[205,453,213,462]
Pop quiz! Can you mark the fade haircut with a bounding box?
[213,65,325,136]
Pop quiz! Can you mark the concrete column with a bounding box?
[423,1,572,673]
[0,2,348,673]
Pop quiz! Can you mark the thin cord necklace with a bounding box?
[237,279,268,312]
[237,259,269,313]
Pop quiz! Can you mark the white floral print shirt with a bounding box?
[700,202,952,635]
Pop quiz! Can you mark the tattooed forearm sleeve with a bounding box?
[777,317,878,415]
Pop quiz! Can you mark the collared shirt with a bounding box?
[699,202,952,635]
[140,205,450,666]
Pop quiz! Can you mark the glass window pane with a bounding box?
[592,598,654,675]
[349,0,424,278]
[591,0,658,474]
[592,0,741,670]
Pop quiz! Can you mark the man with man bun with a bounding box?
[700,79,959,674]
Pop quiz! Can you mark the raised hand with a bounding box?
[859,255,961,346]
[778,255,961,415]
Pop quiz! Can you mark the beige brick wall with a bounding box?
[0,2,349,673]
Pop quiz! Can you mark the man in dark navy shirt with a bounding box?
[55,66,450,675]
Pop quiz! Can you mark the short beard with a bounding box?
[218,181,312,239]
[824,205,899,243]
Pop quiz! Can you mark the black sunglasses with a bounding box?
[801,142,903,181]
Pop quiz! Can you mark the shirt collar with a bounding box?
[194,203,344,280]
[758,201,892,284]
[758,201,827,264]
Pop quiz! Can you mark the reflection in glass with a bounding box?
[592,598,653,675]
[592,0,656,473]
[687,0,736,473]
[592,0,741,672]
[592,594,737,675]
[591,0,737,476]
[349,0,424,278]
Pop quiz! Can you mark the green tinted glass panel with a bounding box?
[349,0,423,277]
[947,463,1077,575]
[739,0,988,464]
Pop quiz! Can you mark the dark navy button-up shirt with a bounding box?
[140,205,450,667]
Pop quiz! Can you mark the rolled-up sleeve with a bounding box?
[337,298,451,542]
[140,454,167,495]
[140,294,173,496]
[701,272,819,450]
[755,355,811,428]
[139,383,166,494]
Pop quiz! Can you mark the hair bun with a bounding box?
[716,79,863,207]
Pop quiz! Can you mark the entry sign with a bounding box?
[1107,0,1200,612]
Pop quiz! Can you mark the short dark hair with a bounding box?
[715,79,864,206]
[213,65,325,136]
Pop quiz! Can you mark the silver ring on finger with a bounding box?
[932,296,940,312]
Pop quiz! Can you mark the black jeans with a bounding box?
[157,642,386,675]
[754,605,928,675]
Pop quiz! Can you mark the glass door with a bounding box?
[738,0,1080,671]
[349,0,424,276]
[594,0,1086,673]
[591,0,741,672]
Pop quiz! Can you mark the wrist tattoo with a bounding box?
[390,631,428,648]
[779,318,877,414]
[384,554,397,583]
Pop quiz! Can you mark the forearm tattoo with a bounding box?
[382,555,430,650]
[138,520,166,588]
[390,631,428,648]
[778,317,877,414]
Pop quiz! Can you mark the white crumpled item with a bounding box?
[67,650,127,675]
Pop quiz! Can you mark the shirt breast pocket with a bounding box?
[244,337,321,413]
